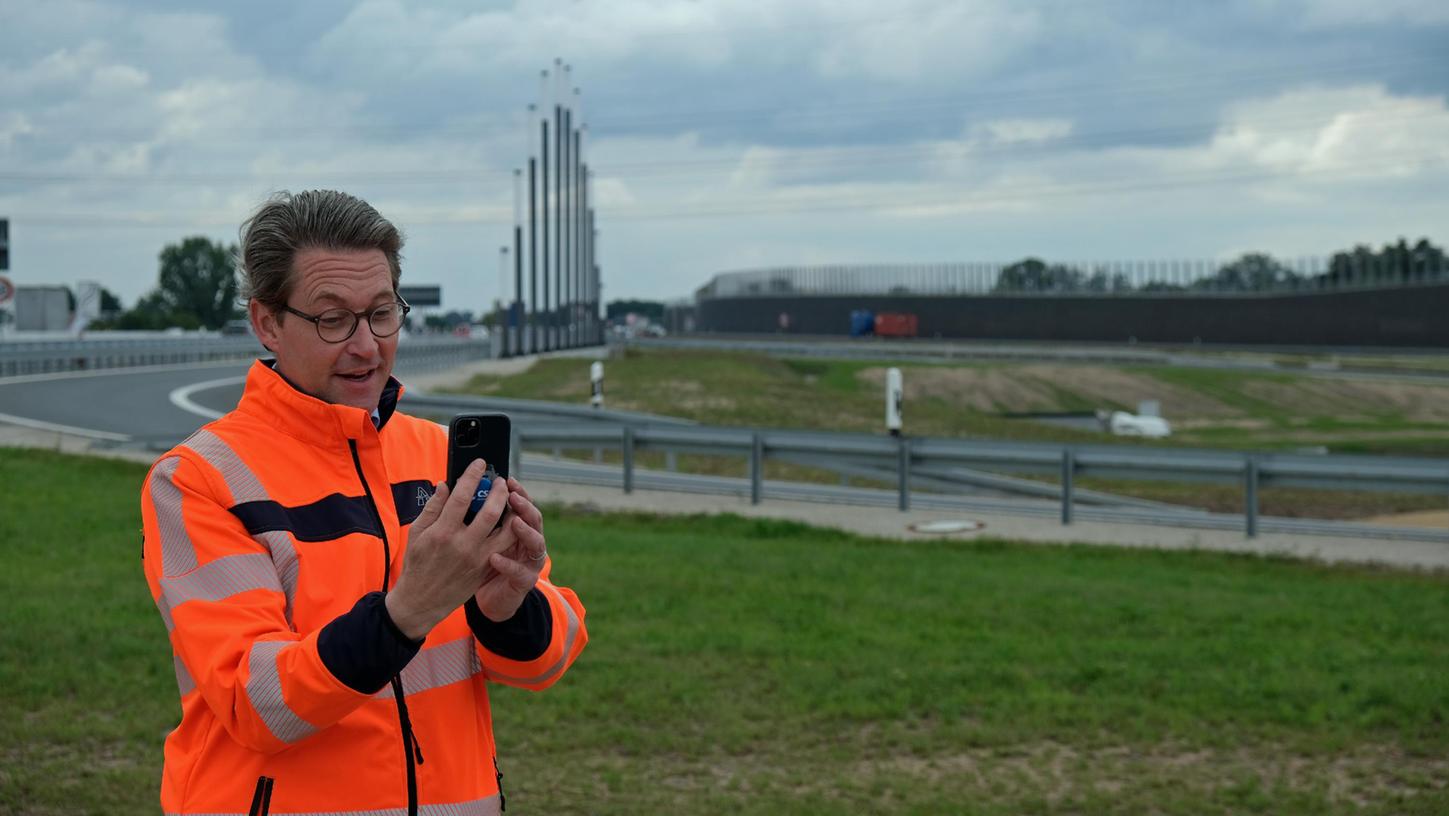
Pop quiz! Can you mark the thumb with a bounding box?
[413,481,449,531]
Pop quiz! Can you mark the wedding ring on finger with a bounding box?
[530,550,547,562]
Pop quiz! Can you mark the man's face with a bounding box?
[250,247,399,411]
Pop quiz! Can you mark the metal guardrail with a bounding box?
[0,335,490,377]
[496,421,1448,541]
[395,387,1449,541]
[401,392,696,429]
[520,455,1449,544]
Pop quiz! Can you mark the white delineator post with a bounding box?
[886,366,903,437]
[591,360,604,409]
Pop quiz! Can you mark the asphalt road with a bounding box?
[0,359,474,447]
[0,361,252,443]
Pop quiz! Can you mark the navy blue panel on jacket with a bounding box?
[465,589,551,662]
[318,591,424,693]
[229,494,380,542]
[390,480,437,527]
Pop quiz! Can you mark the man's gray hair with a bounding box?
[239,190,404,312]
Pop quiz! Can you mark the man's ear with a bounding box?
[249,299,279,353]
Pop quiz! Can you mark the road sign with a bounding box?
[398,285,441,307]
[0,275,13,305]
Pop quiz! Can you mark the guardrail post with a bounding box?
[750,432,763,505]
[1244,455,1259,538]
[1061,447,1075,525]
[897,435,911,512]
[622,426,635,494]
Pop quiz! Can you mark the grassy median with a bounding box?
[3,447,1447,814]
[444,347,1449,520]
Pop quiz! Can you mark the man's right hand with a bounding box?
[385,459,514,641]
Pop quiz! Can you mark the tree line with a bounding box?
[88,234,1447,331]
[993,238,1446,294]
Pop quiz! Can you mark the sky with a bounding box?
[2,0,1447,313]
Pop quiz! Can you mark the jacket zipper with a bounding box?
[248,776,274,816]
[349,440,421,816]
[494,755,506,812]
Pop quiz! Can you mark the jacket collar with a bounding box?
[237,359,405,446]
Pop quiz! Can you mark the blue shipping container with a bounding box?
[849,309,875,337]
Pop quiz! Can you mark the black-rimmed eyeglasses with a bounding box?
[281,299,411,344]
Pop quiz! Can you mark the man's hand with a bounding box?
[386,459,516,640]
[473,478,549,622]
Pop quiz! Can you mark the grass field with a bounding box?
[4,447,1449,814]
[446,347,1449,520]
[450,347,1449,457]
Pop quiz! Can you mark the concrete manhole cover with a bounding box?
[907,519,985,534]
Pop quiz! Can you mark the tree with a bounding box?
[993,258,1085,293]
[1198,253,1298,292]
[1321,237,1446,287]
[99,287,123,316]
[155,237,239,329]
[114,291,177,330]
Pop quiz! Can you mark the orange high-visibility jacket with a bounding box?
[141,361,587,815]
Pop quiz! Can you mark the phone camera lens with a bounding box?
[457,418,482,447]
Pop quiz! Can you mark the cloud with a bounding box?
[1288,0,1449,26]
[812,0,1042,82]
[2,0,1447,308]
[1169,85,1449,183]
[969,118,1074,146]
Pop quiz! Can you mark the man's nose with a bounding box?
[344,320,381,357]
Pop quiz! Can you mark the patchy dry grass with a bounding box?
[449,348,1449,520]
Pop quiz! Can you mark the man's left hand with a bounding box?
[473,478,548,622]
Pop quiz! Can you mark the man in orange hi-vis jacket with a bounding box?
[140,189,587,816]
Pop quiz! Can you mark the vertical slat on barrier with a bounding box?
[510,426,521,479]
[897,435,911,511]
[1061,447,1075,525]
[750,432,763,505]
[622,426,635,494]
[1244,456,1259,538]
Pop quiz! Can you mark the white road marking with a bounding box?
[0,411,131,441]
[169,376,246,420]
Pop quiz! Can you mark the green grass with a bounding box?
[447,348,1449,519]
[451,348,1449,457]
[451,348,1067,441]
[5,448,1449,814]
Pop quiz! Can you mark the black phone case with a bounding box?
[447,413,511,525]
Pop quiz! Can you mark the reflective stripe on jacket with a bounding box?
[141,360,588,814]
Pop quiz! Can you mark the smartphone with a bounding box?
[447,413,511,526]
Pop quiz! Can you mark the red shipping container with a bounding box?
[874,312,918,338]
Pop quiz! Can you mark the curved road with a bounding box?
[0,361,252,444]
[0,360,465,448]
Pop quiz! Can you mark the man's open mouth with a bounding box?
[337,368,375,382]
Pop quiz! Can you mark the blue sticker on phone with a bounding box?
[475,475,498,521]
[466,467,497,522]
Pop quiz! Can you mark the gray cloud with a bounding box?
[0,0,1445,312]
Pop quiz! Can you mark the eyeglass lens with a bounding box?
[316,304,404,342]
